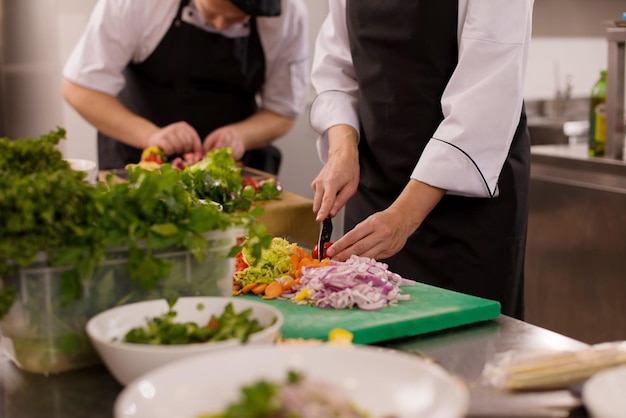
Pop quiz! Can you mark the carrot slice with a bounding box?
[282,278,296,292]
[262,281,283,299]
[241,282,258,293]
[251,283,267,295]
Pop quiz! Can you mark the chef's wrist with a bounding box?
[390,179,446,234]
[327,124,358,155]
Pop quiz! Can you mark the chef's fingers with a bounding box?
[203,128,246,160]
[311,162,359,221]
[326,211,409,261]
[149,122,201,155]
[163,122,197,155]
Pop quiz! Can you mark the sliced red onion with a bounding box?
[286,255,413,311]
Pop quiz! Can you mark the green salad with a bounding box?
[120,301,267,345]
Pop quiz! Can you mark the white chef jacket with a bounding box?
[63,0,309,119]
[310,0,533,198]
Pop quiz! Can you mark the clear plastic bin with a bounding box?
[0,228,238,375]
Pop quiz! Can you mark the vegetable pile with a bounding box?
[0,128,274,318]
[233,238,413,310]
[120,301,267,345]
[233,237,329,300]
[133,146,282,204]
[198,370,369,418]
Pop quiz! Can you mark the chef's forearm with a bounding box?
[62,79,158,149]
[389,179,446,235]
[231,109,295,150]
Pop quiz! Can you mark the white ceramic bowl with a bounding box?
[86,297,283,385]
[114,344,469,418]
[65,158,98,184]
[583,365,626,418]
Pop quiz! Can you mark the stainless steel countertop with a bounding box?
[0,316,590,418]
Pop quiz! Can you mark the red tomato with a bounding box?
[311,242,333,259]
[242,177,259,192]
[234,251,248,272]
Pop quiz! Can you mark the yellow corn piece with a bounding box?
[328,328,354,346]
[293,288,309,302]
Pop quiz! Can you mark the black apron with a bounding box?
[98,0,281,174]
[345,0,530,318]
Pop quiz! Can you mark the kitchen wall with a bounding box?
[0,0,623,199]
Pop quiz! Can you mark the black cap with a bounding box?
[229,0,281,16]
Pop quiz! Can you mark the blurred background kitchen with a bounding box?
[0,0,625,344]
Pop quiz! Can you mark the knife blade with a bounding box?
[317,216,333,261]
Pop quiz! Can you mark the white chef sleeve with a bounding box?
[309,0,360,164]
[411,0,533,198]
[62,0,173,96]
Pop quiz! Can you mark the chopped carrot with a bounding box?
[251,283,267,295]
[241,282,258,293]
[282,278,296,292]
[262,281,283,299]
[207,318,219,328]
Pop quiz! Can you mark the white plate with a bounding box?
[114,344,469,418]
[583,365,626,418]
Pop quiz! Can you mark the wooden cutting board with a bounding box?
[240,283,500,344]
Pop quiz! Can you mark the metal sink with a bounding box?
[525,98,589,145]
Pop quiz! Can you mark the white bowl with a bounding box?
[114,344,469,418]
[583,365,626,418]
[65,158,98,184]
[86,297,283,385]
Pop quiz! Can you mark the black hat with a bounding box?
[230,0,281,16]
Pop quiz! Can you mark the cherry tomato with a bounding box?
[311,241,333,259]
[242,177,259,192]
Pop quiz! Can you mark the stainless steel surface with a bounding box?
[605,27,626,160]
[526,144,626,344]
[526,98,589,146]
[1,316,591,418]
[384,316,589,418]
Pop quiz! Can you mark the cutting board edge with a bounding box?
[349,302,502,344]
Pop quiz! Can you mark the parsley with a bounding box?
[0,129,271,319]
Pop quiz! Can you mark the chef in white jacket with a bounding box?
[63,0,309,174]
[310,0,534,318]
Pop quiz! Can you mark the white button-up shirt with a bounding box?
[310,0,533,198]
[63,0,310,119]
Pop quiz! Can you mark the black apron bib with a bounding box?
[345,0,530,318]
[98,0,280,173]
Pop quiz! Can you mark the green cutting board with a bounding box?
[240,282,501,344]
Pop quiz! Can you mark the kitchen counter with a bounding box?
[0,315,590,418]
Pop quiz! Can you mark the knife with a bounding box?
[317,216,333,261]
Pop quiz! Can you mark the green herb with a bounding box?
[121,302,266,345]
[197,371,306,418]
[0,128,273,319]
[254,178,282,201]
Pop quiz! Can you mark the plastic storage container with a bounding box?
[0,228,238,375]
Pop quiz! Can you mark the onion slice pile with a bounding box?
[285,255,414,310]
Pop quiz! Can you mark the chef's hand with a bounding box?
[325,207,411,261]
[203,126,246,160]
[146,122,202,155]
[325,179,446,261]
[311,125,360,222]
